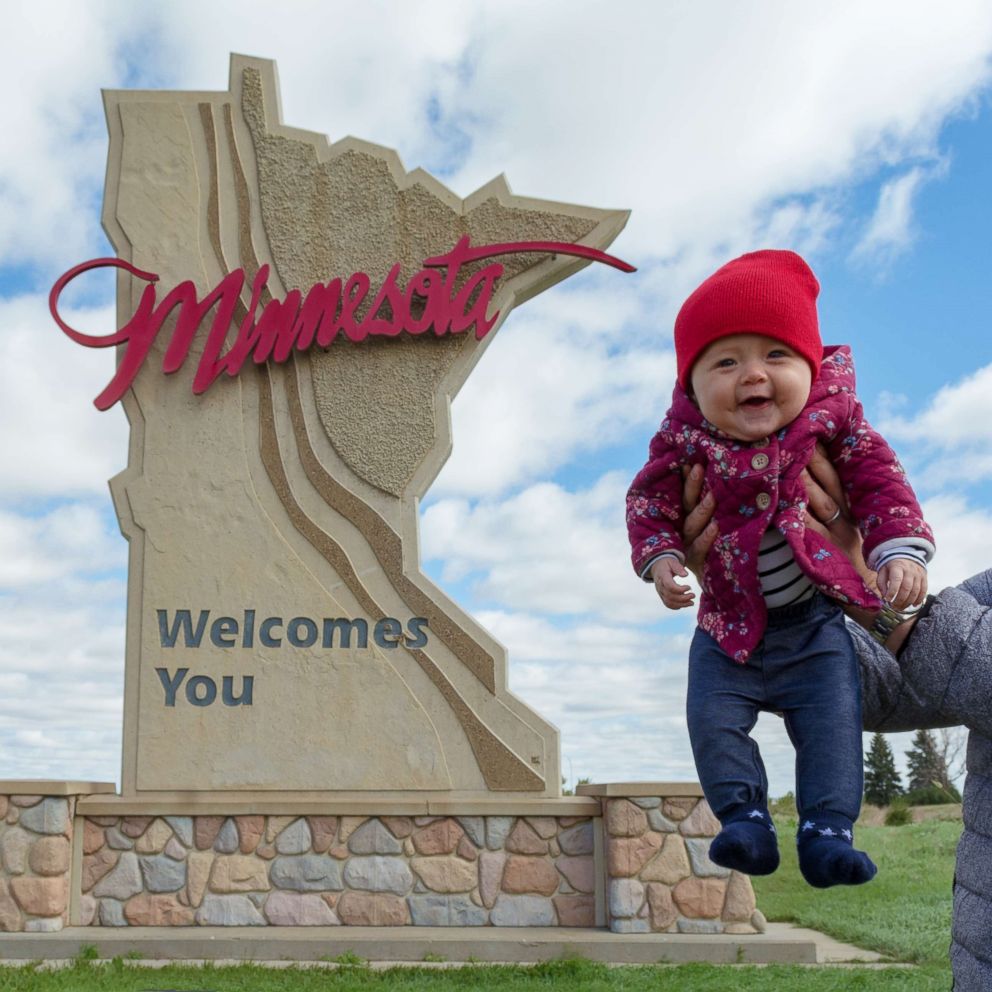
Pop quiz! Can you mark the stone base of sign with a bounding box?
[0,783,760,937]
[577,783,763,935]
[0,783,116,934]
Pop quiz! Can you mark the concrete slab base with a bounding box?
[0,924,885,966]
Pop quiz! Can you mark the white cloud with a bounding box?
[3,2,990,277]
[0,502,124,586]
[0,1,479,275]
[920,494,992,593]
[476,609,690,669]
[422,471,698,625]
[435,303,674,499]
[851,163,946,264]
[0,294,128,498]
[441,1,992,259]
[155,0,474,162]
[882,362,992,447]
[477,607,699,786]
[0,2,141,269]
[876,363,992,488]
[0,552,126,784]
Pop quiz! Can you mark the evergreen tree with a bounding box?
[905,729,944,793]
[863,732,903,805]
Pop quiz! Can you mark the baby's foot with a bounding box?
[709,808,779,876]
[796,816,877,888]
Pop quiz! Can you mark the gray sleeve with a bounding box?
[853,621,940,732]
[855,569,992,737]
[959,568,992,606]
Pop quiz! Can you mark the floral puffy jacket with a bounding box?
[627,345,935,662]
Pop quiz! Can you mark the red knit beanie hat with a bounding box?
[674,250,822,389]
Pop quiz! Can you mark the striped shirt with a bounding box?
[758,530,815,608]
[758,531,928,608]
[643,533,928,609]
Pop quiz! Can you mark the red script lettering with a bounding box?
[50,238,635,410]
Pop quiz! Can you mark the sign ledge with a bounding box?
[0,781,117,797]
[76,794,602,817]
[576,782,705,798]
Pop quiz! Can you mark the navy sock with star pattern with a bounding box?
[708,807,780,876]
[796,812,877,888]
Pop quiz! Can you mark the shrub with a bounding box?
[905,783,961,806]
[769,791,797,817]
[885,802,911,826]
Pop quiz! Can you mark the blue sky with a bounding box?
[2,1,992,796]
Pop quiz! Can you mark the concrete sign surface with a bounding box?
[91,55,629,799]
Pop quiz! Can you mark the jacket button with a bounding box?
[756,492,772,510]
[751,453,769,471]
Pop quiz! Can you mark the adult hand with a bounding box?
[679,463,718,582]
[801,444,874,590]
[803,444,918,653]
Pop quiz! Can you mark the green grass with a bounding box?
[0,818,960,991]
[0,959,952,991]
[754,816,960,969]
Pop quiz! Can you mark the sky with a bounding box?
[2,0,991,798]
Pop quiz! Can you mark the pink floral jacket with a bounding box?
[626,346,935,662]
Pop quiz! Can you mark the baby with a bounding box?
[627,250,934,887]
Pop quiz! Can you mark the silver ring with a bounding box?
[826,508,841,524]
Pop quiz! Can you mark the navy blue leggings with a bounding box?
[686,594,863,824]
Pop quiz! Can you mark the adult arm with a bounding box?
[859,575,992,738]
[805,450,992,737]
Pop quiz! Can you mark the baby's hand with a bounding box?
[877,559,928,611]
[650,556,695,610]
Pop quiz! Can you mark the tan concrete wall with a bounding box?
[99,55,630,800]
